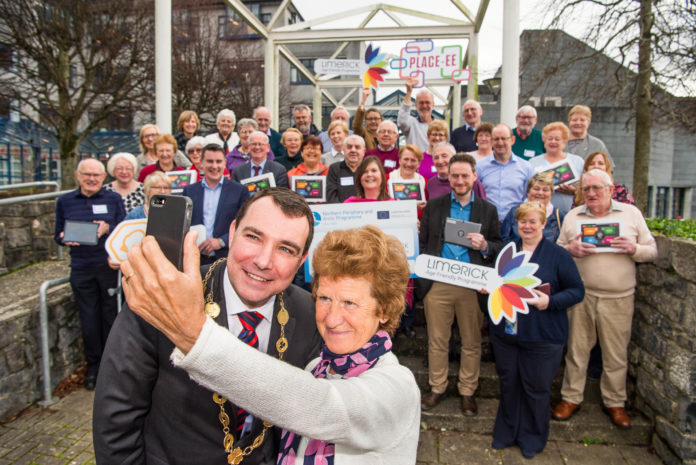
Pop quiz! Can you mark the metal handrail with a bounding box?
[38,276,70,407]
[0,190,72,206]
[0,181,60,192]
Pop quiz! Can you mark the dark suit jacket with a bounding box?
[183,178,249,260]
[93,264,322,465]
[450,125,477,153]
[416,193,503,300]
[232,160,289,188]
[268,128,287,160]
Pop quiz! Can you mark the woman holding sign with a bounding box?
[344,156,392,203]
[489,201,584,459]
[528,122,585,212]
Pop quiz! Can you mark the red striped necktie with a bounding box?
[236,311,264,434]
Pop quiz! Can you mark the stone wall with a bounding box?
[0,200,59,273]
[631,236,696,465]
[0,283,83,419]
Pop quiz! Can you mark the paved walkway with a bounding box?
[0,388,663,465]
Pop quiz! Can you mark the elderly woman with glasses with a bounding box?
[105,153,144,213]
[124,172,173,220]
[418,120,449,180]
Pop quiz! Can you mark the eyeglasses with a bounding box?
[187,148,202,154]
[430,132,447,138]
[517,115,535,120]
[378,130,396,135]
[143,133,158,140]
[303,146,321,152]
[79,172,103,178]
[150,185,171,192]
[366,117,382,122]
[492,137,511,142]
[114,166,134,172]
[581,184,608,193]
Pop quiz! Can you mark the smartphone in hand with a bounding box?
[536,283,551,296]
[146,194,193,271]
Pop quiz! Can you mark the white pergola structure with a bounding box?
[155,0,521,130]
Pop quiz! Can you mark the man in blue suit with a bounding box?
[232,131,289,188]
[184,143,249,265]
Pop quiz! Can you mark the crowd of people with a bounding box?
[53,85,657,463]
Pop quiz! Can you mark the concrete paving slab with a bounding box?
[438,432,500,464]
[559,442,627,465]
[418,429,439,462]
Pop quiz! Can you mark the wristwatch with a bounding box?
[218,238,225,248]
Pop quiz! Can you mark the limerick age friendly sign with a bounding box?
[414,243,542,325]
[306,201,419,281]
[313,40,469,88]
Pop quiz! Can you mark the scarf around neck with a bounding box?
[276,330,392,465]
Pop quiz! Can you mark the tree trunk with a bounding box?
[633,0,653,215]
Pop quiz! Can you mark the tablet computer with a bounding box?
[443,217,481,249]
[64,220,99,245]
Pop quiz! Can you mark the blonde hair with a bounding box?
[327,121,349,136]
[515,201,546,224]
[427,120,449,138]
[542,122,570,142]
[568,105,592,123]
[399,144,423,163]
[138,124,160,154]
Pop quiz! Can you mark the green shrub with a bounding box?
[646,218,696,241]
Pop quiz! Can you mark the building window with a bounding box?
[0,43,14,70]
[672,188,685,219]
[89,111,134,131]
[290,59,314,85]
[260,13,271,25]
[655,186,668,218]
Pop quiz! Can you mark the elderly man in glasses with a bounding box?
[553,169,657,429]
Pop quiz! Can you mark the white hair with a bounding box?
[344,134,365,148]
[106,152,136,177]
[377,120,397,133]
[216,109,236,125]
[253,106,272,119]
[330,106,349,119]
[432,141,455,155]
[583,169,613,186]
[248,130,269,144]
[77,158,105,174]
[185,136,206,153]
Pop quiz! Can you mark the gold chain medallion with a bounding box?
[204,263,290,464]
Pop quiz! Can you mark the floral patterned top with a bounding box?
[612,183,635,205]
[105,183,145,213]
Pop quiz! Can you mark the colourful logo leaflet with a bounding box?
[363,44,388,89]
[487,242,541,325]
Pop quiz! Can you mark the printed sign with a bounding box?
[291,176,327,203]
[415,242,542,325]
[240,172,276,194]
[537,159,579,187]
[105,219,147,264]
[578,220,624,252]
[390,39,470,87]
[307,201,419,280]
[388,179,425,201]
[165,170,198,193]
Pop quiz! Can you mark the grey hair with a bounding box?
[432,141,455,155]
[463,99,482,114]
[293,104,311,115]
[517,105,537,118]
[583,169,613,186]
[344,134,365,148]
[248,130,269,144]
[377,120,397,133]
[330,106,349,119]
[237,118,258,131]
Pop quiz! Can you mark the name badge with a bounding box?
[431,165,437,173]
[93,204,108,214]
[384,159,397,168]
[340,176,354,186]
[524,149,536,159]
